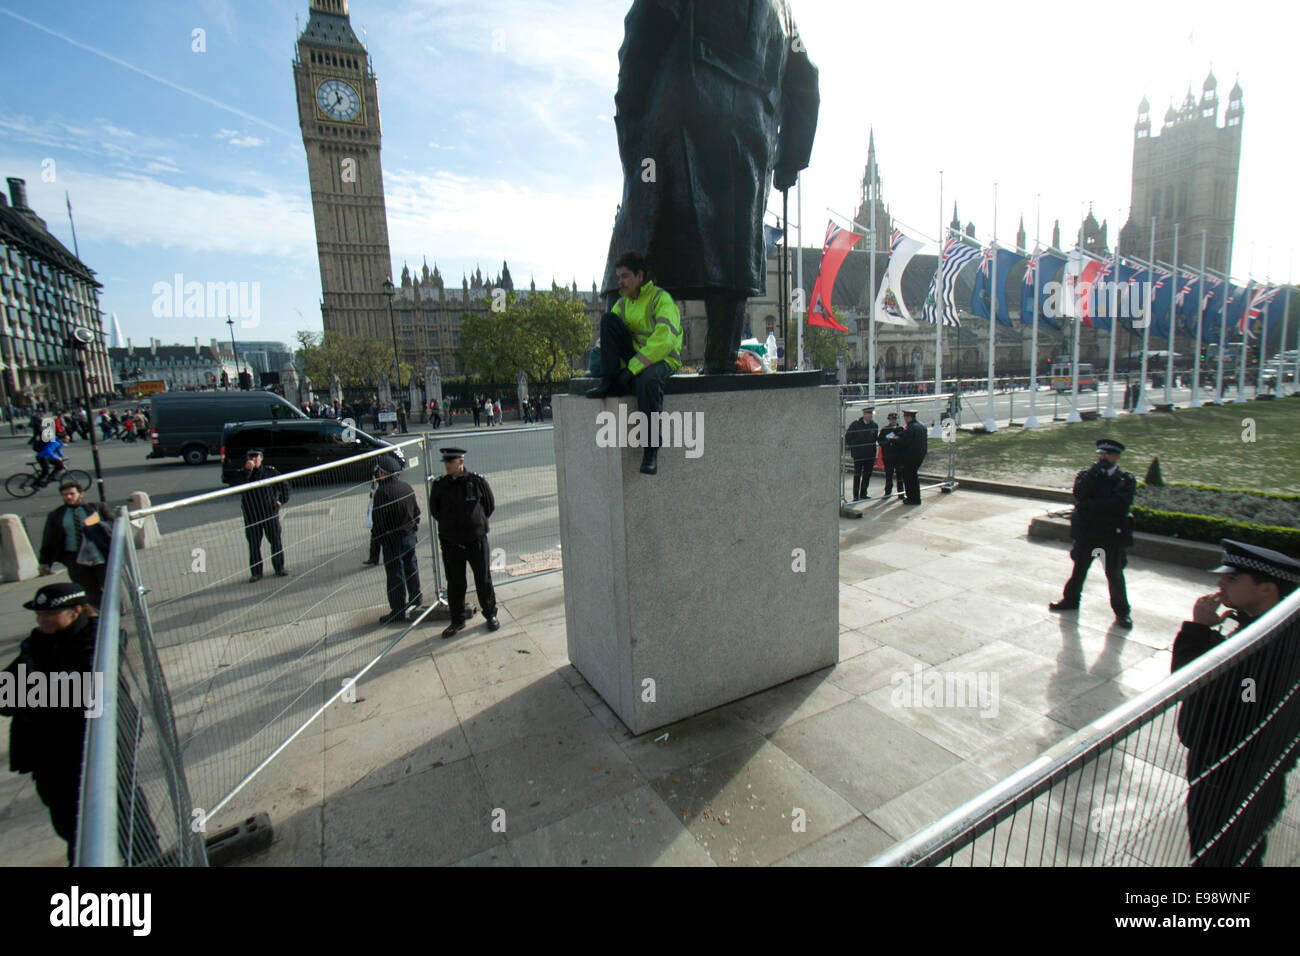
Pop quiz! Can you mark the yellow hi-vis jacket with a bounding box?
[617,281,682,376]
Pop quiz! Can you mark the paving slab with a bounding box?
[0,486,1225,867]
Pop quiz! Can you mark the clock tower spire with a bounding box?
[293,0,393,348]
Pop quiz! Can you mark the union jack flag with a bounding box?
[1175,271,1199,307]
[979,241,995,275]
[1243,284,1279,338]
[1201,274,1223,311]
[1024,247,1041,287]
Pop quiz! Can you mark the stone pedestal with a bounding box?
[554,375,839,734]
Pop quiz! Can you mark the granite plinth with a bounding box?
[553,383,840,734]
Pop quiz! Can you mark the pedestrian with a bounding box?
[371,455,421,624]
[233,448,289,581]
[896,408,928,505]
[494,398,502,424]
[1171,540,1300,866]
[362,473,381,567]
[428,446,498,638]
[844,406,878,501]
[472,398,481,428]
[1049,438,1135,628]
[878,412,904,499]
[523,401,533,425]
[485,397,495,427]
[37,479,114,609]
[396,401,407,434]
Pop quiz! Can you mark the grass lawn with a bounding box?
[952,396,1300,494]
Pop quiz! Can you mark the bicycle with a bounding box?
[5,460,94,499]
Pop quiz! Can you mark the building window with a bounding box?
[452,332,461,348]
[428,332,439,347]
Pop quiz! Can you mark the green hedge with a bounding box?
[1131,507,1300,553]
[1166,482,1300,502]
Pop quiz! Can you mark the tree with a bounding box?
[804,315,851,370]
[296,330,409,388]
[457,290,592,387]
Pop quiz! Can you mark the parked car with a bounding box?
[150,391,307,465]
[220,418,405,485]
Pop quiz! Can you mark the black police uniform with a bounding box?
[2,584,161,863]
[429,455,497,628]
[1171,540,1300,866]
[234,454,290,579]
[898,414,928,504]
[1056,444,1135,618]
[844,413,878,500]
[372,463,422,618]
[878,420,904,496]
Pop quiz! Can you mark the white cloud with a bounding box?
[215,129,268,148]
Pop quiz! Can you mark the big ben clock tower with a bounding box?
[293,0,393,344]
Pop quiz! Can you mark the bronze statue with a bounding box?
[602,0,819,373]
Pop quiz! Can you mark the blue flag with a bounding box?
[970,247,1026,327]
[1020,250,1067,329]
[764,224,784,256]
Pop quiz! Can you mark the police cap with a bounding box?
[1096,439,1125,454]
[24,582,88,611]
[439,447,467,462]
[1210,539,1300,585]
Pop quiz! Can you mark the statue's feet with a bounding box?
[585,380,615,398]
[699,362,735,376]
[640,447,658,475]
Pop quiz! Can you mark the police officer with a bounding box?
[234,448,289,582]
[844,406,878,501]
[878,412,904,500]
[372,455,422,624]
[429,447,498,638]
[897,409,928,505]
[1050,438,1135,627]
[1171,540,1300,866]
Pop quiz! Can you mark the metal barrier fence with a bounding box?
[78,427,562,862]
[869,589,1300,866]
[76,508,207,866]
[838,389,956,506]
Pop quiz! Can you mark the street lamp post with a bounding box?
[382,277,399,395]
[67,328,106,504]
[226,315,243,390]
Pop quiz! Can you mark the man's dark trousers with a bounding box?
[1060,541,1129,616]
[245,516,284,576]
[595,312,672,426]
[901,459,923,503]
[882,458,899,496]
[852,458,873,499]
[380,531,421,612]
[441,537,496,624]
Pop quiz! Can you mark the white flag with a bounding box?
[874,229,924,325]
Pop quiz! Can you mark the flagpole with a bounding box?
[1026,197,1043,428]
[796,172,804,370]
[65,191,81,260]
[984,184,998,433]
[867,150,877,401]
[780,190,789,371]
[1136,219,1155,414]
[1164,224,1179,404]
[1190,230,1207,407]
[1066,224,1082,423]
[1102,216,1121,418]
[1214,232,1234,403]
[1283,254,1295,396]
[931,171,945,437]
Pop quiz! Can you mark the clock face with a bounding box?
[317,79,361,122]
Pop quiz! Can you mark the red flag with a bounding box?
[1077,259,1105,327]
[808,221,862,331]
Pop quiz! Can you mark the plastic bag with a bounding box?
[735,350,763,373]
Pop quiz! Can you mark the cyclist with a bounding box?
[35,434,66,486]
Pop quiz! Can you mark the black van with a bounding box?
[150,391,307,465]
[220,419,405,484]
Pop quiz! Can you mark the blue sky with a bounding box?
[1,0,1294,350]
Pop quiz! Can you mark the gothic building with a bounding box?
[1119,71,1242,274]
[293,1,395,350]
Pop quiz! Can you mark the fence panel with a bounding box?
[869,592,1300,867]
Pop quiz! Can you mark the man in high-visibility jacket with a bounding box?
[586,251,682,475]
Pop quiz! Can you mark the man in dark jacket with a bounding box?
[1170,540,1300,866]
[844,407,878,501]
[1050,438,1136,627]
[896,409,928,505]
[601,0,819,373]
[878,412,904,499]
[38,479,115,608]
[429,447,497,639]
[371,455,422,624]
[233,448,289,581]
